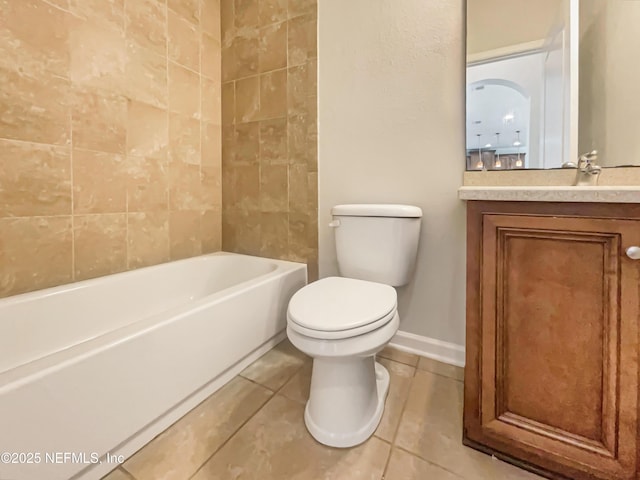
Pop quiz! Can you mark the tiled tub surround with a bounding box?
[0,253,306,480]
[101,343,542,480]
[0,0,222,298]
[220,0,319,280]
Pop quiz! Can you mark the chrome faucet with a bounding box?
[575,150,601,186]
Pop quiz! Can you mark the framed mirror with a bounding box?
[466,0,640,170]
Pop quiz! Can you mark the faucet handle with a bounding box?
[579,150,598,164]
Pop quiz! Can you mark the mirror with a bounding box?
[466,0,640,170]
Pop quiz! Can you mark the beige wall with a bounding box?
[220,0,318,279]
[467,0,561,55]
[0,0,222,297]
[318,0,467,345]
[579,0,640,167]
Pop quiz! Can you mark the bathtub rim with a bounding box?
[0,252,307,390]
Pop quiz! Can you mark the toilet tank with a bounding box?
[331,204,422,287]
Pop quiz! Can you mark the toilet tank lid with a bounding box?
[332,204,422,218]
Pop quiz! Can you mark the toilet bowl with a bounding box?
[286,203,422,448]
[287,276,400,448]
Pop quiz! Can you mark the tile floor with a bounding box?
[102,341,543,480]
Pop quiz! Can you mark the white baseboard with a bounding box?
[389,330,465,367]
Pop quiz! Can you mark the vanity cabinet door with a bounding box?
[464,207,640,480]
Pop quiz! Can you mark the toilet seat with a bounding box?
[287,277,397,340]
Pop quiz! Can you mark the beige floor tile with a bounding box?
[374,358,415,442]
[280,360,312,405]
[101,467,135,480]
[377,346,419,366]
[240,339,309,390]
[123,377,273,480]
[395,370,543,480]
[417,356,464,382]
[192,394,391,480]
[384,448,464,480]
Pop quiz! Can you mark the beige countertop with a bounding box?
[458,186,640,203]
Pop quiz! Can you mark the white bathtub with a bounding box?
[0,252,306,480]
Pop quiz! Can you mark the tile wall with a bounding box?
[220,0,318,279]
[0,0,222,297]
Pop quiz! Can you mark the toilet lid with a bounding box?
[287,277,397,332]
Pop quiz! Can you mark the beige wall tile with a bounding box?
[287,0,316,18]
[169,113,201,164]
[169,162,202,210]
[127,212,170,268]
[126,100,169,160]
[124,40,168,109]
[0,217,72,297]
[234,34,259,79]
[72,87,127,154]
[0,69,70,146]
[0,0,222,298]
[259,22,286,73]
[287,13,317,66]
[125,155,169,212]
[0,0,70,78]
[125,0,167,57]
[202,166,222,208]
[73,149,127,214]
[202,77,222,123]
[260,165,288,212]
[168,0,200,25]
[259,0,287,26]
[259,118,287,164]
[202,122,222,167]
[68,0,125,26]
[235,76,260,122]
[202,32,222,80]
[221,0,316,272]
[74,213,127,280]
[260,212,288,257]
[69,16,126,92]
[201,0,222,40]
[169,62,201,118]
[169,210,202,259]
[169,10,200,71]
[201,208,222,252]
[234,122,260,164]
[259,69,287,119]
[221,82,235,125]
[234,0,259,29]
[0,140,71,217]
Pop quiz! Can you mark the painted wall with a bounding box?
[318,0,467,346]
[220,0,319,279]
[0,0,222,298]
[467,0,561,55]
[579,0,640,167]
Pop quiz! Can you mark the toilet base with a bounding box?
[304,360,390,448]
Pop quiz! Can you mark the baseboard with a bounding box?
[389,330,465,367]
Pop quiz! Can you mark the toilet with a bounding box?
[286,204,422,448]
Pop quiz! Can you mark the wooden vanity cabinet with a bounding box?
[464,201,640,480]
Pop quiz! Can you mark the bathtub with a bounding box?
[0,252,306,480]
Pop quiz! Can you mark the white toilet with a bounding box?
[286,204,422,448]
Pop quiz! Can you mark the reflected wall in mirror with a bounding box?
[466,0,640,170]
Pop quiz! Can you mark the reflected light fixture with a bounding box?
[503,113,515,124]
[476,134,484,170]
[494,133,502,169]
[513,130,522,147]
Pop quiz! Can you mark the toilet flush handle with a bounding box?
[328,220,341,228]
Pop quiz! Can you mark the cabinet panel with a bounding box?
[464,203,640,480]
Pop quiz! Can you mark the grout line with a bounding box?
[392,445,468,480]
[381,357,418,478]
[69,98,75,281]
